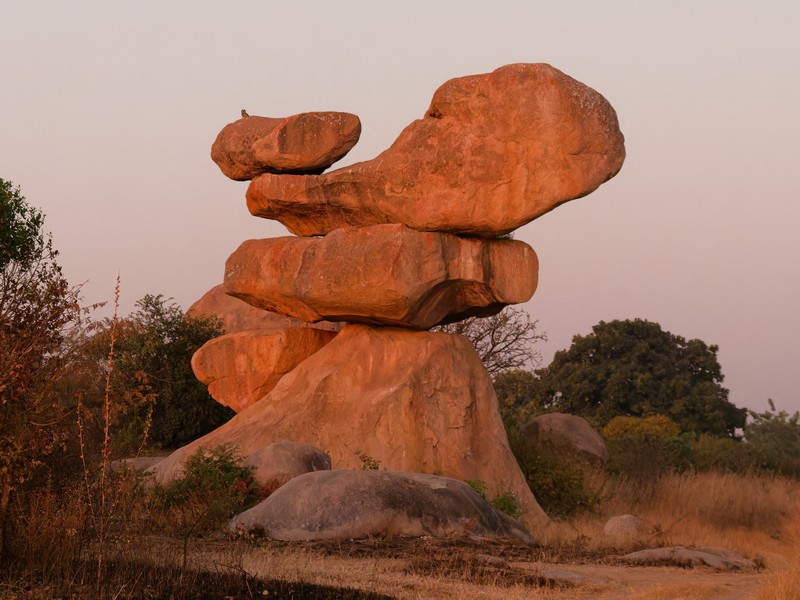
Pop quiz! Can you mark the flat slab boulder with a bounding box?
[192,327,337,412]
[211,112,361,180]
[619,547,757,571]
[229,470,534,543]
[243,441,331,493]
[224,224,538,329]
[247,63,624,238]
[148,324,548,529]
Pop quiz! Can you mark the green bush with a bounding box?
[490,491,522,520]
[689,434,752,473]
[515,444,600,518]
[603,415,692,480]
[465,480,522,520]
[744,405,800,476]
[150,445,262,533]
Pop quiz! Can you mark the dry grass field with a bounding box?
[3,470,799,599]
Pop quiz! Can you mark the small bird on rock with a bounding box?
[241,109,249,117]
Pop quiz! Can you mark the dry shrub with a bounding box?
[6,485,87,582]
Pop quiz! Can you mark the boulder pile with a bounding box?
[153,63,624,533]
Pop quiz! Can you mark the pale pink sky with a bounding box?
[1,1,798,413]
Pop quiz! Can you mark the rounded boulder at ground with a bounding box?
[228,470,535,543]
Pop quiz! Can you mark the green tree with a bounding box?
[91,295,232,451]
[526,319,746,438]
[745,400,800,475]
[493,369,538,426]
[603,414,691,479]
[0,179,80,559]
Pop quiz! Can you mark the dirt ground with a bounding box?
[182,535,767,600]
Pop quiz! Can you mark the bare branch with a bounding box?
[433,307,546,377]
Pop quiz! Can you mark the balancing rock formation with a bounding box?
[246,63,624,238]
[157,63,624,533]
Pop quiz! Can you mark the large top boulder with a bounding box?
[229,470,534,543]
[523,412,608,467]
[246,63,624,238]
[211,112,361,180]
[224,223,538,329]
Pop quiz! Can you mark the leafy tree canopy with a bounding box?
[745,400,800,475]
[526,318,746,438]
[1,178,80,557]
[87,294,232,451]
[0,179,45,270]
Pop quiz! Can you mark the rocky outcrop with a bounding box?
[523,412,608,467]
[181,64,625,535]
[246,64,624,238]
[229,470,534,543]
[224,224,538,329]
[211,112,361,180]
[191,328,337,412]
[149,325,548,528]
[243,441,331,493]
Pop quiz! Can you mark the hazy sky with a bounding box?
[2,1,798,413]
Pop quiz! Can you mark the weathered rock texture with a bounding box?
[184,64,625,534]
[188,285,341,412]
[523,412,609,467]
[243,441,331,493]
[229,470,534,543]
[149,325,549,528]
[247,63,625,238]
[191,328,337,412]
[212,112,361,180]
[224,224,538,329]
[603,514,642,540]
[188,284,341,334]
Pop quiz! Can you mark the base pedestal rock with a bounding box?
[150,324,548,529]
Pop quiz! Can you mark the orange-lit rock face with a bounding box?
[191,327,337,413]
[211,112,361,180]
[246,63,624,238]
[223,224,538,329]
[188,284,341,334]
[150,325,549,529]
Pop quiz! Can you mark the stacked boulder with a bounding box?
[152,63,624,531]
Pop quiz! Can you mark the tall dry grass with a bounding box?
[539,470,800,565]
[753,513,800,600]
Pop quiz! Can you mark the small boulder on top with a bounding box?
[212,111,361,180]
